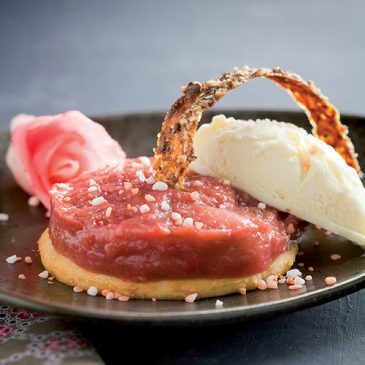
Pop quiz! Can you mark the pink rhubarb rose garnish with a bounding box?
[6,111,126,210]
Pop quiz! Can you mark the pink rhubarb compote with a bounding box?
[49,158,300,282]
[6,111,126,210]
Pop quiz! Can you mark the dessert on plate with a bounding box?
[32,66,365,300]
[39,157,301,299]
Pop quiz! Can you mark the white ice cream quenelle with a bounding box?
[190,114,365,247]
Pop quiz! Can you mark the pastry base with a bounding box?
[38,229,298,300]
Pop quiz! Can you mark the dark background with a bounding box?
[1,1,365,364]
[1,0,365,132]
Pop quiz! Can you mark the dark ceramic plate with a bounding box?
[1,110,365,326]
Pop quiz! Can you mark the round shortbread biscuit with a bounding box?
[38,229,297,300]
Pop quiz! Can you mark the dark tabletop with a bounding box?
[1,1,365,364]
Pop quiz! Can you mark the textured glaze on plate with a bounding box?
[0,110,364,326]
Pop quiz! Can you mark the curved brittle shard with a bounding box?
[153,66,360,188]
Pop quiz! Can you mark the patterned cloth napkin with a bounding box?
[0,305,104,365]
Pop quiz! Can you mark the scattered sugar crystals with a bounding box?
[105,207,113,218]
[257,202,266,209]
[184,293,198,303]
[257,279,267,290]
[139,204,150,213]
[194,221,203,229]
[289,284,304,290]
[131,162,144,169]
[0,213,9,222]
[146,176,155,185]
[87,286,98,296]
[171,212,183,225]
[330,253,341,261]
[56,183,72,190]
[124,182,132,190]
[6,255,17,264]
[183,217,193,227]
[294,276,306,285]
[90,196,106,206]
[113,163,124,173]
[238,287,247,295]
[12,155,338,302]
[325,276,337,286]
[286,269,302,279]
[28,196,40,207]
[139,156,151,166]
[266,275,278,289]
[24,256,33,264]
[136,170,146,182]
[152,181,168,191]
[161,201,170,211]
[145,194,156,202]
[171,212,182,221]
[215,300,224,308]
[254,267,314,292]
[286,223,295,234]
[73,286,83,293]
[105,292,114,300]
[38,271,49,279]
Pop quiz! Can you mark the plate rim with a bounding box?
[1,109,365,326]
[0,273,364,326]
